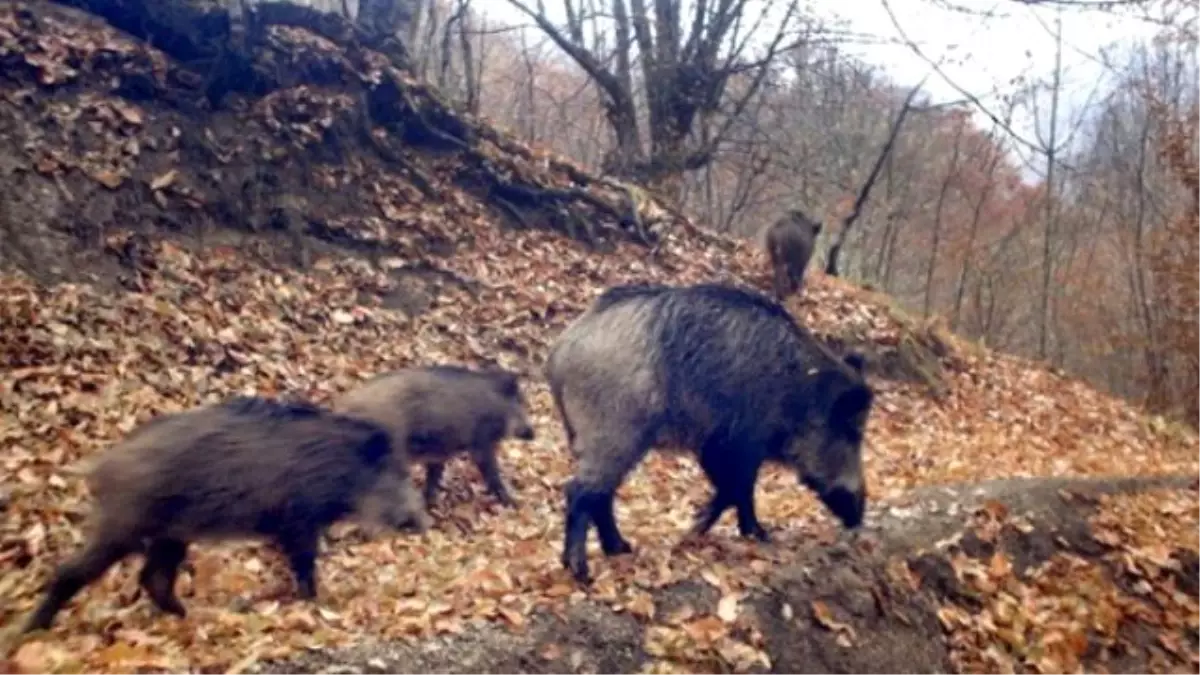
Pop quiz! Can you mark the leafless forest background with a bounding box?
[247,0,1197,425]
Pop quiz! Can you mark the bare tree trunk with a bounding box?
[924,119,965,317]
[517,27,538,142]
[881,218,902,292]
[951,133,1003,330]
[1129,90,1163,407]
[436,0,461,90]
[507,0,797,188]
[357,0,415,40]
[826,79,925,277]
[416,0,439,76]
[458,1,478,114]
[1036,8,1064,360]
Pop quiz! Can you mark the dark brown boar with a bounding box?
[332,365,536,509]
[22,396,429,633]
[765,209,823,299]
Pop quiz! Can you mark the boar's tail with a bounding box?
[545,372,576,450]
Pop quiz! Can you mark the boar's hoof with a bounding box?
[141,581,187,617]
[569,561,591,585]
[739,522,771,543]
[296,580,317,600]
[601,537,633,557]
[158,597,187,618]
[22,611,52,635]
[562,549,591,585]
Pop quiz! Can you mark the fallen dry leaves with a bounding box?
[1,3,1198,674]
[935,489,1199,674]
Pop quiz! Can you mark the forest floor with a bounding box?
[0,2,1197,673]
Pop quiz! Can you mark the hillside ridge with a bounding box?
[0,2,1196,673]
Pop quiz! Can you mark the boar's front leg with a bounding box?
[790,262,808,295]
[692,442,734,536]
[693,441,771,542]
[472,446,516,507]
[692,489,733,537]
[733,480,770,542]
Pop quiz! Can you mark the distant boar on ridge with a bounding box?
[22,396,429,633]
[764,209,822,299]
[545,282,874,583]
[332,365,536,509]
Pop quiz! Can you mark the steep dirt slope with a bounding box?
[0,3,1197,673]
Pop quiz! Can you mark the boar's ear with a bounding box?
[830,384,873,430]
[843,352,866,375]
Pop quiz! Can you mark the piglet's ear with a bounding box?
[831,384,873,428]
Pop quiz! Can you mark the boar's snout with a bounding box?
[801,474,865,529]
[515,424,535,441]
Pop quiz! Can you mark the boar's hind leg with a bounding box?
[276,526,321,600]
[23,533,136,633]
[562,434,645,583]
[693,441,770,542]
[473,446,516,507]
[138,538,188,617]
[772,263,791,300]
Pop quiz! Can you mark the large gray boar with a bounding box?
[22,396,429,633]
[546,282,874,583]
[765,209,822,299]
[332,365,536,508]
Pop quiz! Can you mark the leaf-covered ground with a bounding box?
[933,485,1199,673]
[1,3,1197,673]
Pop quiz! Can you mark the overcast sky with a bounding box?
[477,0,1179,179]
